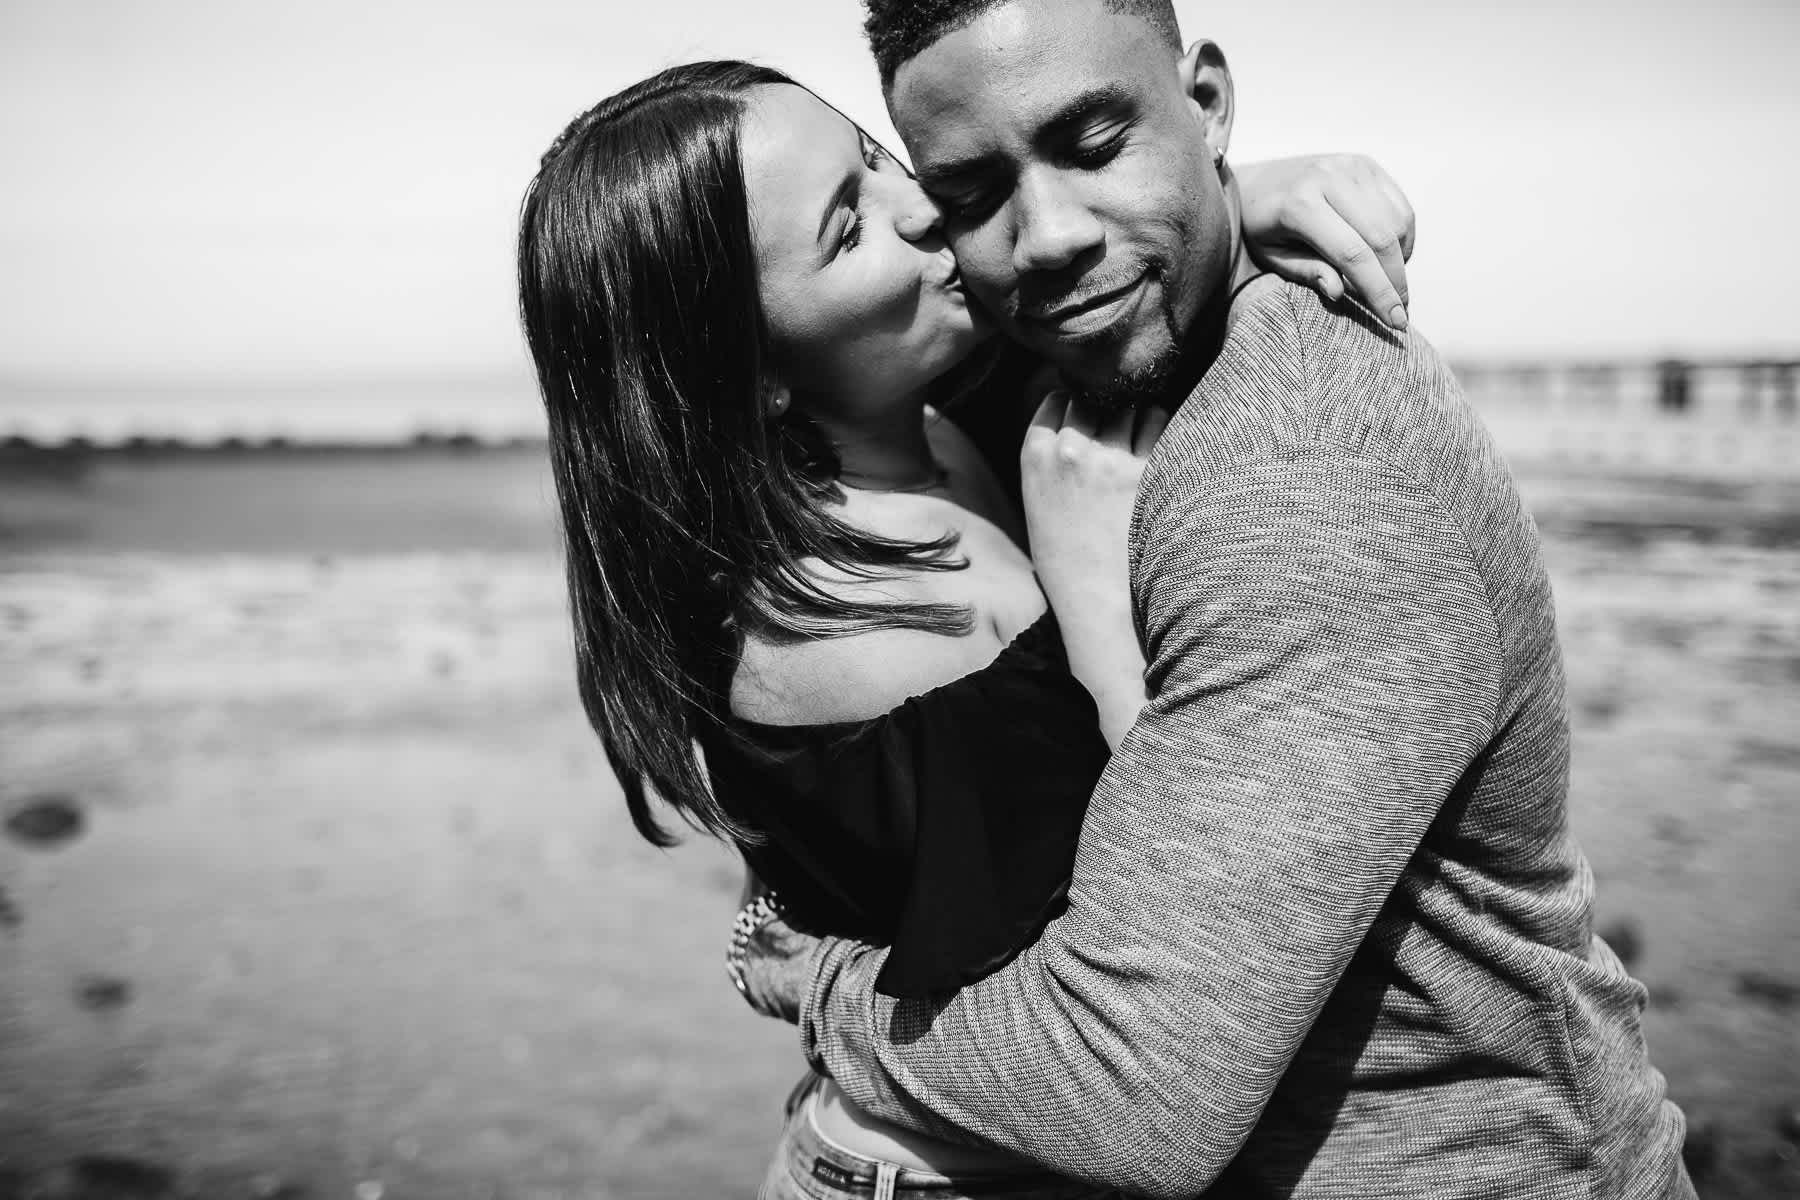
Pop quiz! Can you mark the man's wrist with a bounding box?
[798,934,858,1072]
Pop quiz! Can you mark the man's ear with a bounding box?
[1177,40,1235,163]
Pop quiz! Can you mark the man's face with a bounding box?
[888,0,1233,402]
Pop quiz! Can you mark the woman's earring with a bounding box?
[768,392,790,419]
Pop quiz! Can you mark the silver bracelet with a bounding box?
[725,891,785,999]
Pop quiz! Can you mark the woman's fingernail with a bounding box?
[1388,304,1409,331]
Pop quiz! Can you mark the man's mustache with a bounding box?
[1009,261,1162,324]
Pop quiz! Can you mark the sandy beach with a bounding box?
[1,447,1796,1198]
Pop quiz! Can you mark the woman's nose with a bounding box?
[890,179,944,245]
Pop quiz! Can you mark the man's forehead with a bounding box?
[888,1,1169,162]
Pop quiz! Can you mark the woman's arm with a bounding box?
[1235,154,1416,329]
[1019,391,1168,749]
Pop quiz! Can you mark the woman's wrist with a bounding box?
[1048,587,1147,750]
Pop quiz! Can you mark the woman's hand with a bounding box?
[1020,391,1169,749]
[1235,154,1416,331]
[729,867,814,1024]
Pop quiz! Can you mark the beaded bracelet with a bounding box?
[725,890,785,999]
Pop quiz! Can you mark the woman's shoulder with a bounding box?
[729,614,1010,727]
[727,494,1036,728]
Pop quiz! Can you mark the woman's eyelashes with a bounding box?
[858,131,892,171]
[838,210,864,254]
[834,132,896,256]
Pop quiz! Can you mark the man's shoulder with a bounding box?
[1197,275,1451,410]
[1156,277,1473,487]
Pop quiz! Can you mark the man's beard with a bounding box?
[1073,276,1187,417]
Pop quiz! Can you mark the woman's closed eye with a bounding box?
[838,209,865,254]
[834,131,910,255]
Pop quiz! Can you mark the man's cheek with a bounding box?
[951,233,1013,295]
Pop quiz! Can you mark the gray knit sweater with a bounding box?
[800,278,1693,1199]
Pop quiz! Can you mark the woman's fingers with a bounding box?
[1282,196,1409,330]
[1321,165,1412,315]
[1029,387,1071,433]
[1133,406,1171,457]
[1060,394,1102,440]
[1378,172,1418,262]
[1095,400,1136,449]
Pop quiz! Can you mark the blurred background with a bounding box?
[1,1,1796,1197]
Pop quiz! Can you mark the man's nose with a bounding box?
[1013,171,1103,274]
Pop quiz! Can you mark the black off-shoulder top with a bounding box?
[702,611,1110,999]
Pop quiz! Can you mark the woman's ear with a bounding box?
[1178,39,1235,166]
[765,380,792,419]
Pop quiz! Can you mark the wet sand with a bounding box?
[1,450,1796,1198]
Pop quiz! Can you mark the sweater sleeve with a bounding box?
[799,444,1505,1198]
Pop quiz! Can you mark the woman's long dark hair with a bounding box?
[519,61,975,847]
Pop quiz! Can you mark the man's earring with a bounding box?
[1212,145,1226,170]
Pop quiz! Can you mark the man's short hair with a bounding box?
[864,0,1182,87]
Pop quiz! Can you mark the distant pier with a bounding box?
[0,361,1795,476]
[1457,358,1799,476]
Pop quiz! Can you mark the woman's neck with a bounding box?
[811,391,942,492]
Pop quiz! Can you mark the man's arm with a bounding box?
[800,442,1504,1198]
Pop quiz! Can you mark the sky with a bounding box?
[1,0,1796,384]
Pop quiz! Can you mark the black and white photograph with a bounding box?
[1,1,1795,1197]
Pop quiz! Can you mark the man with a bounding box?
[742,1,1693,1196]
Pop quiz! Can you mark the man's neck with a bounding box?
[1165,195,1259,408]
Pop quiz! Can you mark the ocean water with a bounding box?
[0,446,561,555]
[0,376,544,447]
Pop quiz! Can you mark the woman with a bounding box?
[518,60,1413,1199]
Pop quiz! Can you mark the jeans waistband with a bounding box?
[779,1074,1091,1198]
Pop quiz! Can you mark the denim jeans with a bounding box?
[757,1073,1116,1200]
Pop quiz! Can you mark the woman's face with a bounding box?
[740,84,988,408]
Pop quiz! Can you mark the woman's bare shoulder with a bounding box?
[726,477,1037,728]
[730,615,1006,727]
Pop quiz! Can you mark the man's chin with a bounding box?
[1046,334,1182,413]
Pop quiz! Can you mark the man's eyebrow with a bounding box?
[1037,83,1135,143]
[914,84,1137,188]
[915,152,996,191]
[814,171,860,247]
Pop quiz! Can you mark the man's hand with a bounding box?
[731,902,818,1025]
[1235,154,1416,330]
